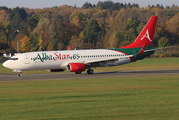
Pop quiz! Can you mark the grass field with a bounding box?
[0,75,179,119]
[1,57,179,75]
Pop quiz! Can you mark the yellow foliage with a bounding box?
[151,7,163,16]
[83,9,94,16]
[69,10,79,21]
[96,18,103,29]
[157,27,162,32]
[71,16,81,28]
[69,35,79,49]
[92,10,106,18]
[79,31,85,40]
[19,35,31,52]
[38,35,43,51]
[109,32,118,48]
[58,42,64,50]
[47,43,54,51]
[144,6,150,11]
[166,12,179,34]
[0,10,10,23]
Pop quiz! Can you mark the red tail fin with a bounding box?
[121,16,158,49]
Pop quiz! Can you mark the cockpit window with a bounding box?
[9,58,18,60]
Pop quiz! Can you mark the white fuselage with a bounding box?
[3,49,132,72]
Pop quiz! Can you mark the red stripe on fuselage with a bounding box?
[129,57,134,62]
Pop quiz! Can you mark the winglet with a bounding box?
[67,45,72,50]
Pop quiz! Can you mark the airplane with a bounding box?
[3,16,162,76]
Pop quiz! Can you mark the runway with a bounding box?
[0,69,179,82]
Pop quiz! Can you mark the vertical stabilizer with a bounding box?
[121,16,158,49]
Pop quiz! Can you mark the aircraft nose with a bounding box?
[3,61,9,68]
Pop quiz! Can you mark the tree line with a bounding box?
[0,1,179,53]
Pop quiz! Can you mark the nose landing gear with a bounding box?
[19,73,23,77]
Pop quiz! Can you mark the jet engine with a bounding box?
[67,63,86,72]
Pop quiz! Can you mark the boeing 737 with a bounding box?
[3,16,162,76]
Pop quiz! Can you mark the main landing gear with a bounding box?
[87,69,94,74]
[75,69,94,75]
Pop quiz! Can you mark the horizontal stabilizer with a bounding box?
[144,46,175,52]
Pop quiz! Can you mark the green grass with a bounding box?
[0,75,179,119]
[1,57,179,75]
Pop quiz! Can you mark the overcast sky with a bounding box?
[1,0,179,9]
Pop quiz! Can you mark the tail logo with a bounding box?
[141,30,152,42]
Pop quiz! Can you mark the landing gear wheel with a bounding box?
[75,72,82,74]
[19,73,23,77]
[87,69,94,74]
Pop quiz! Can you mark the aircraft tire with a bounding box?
[19,73,23,77]
[87,69,94,74]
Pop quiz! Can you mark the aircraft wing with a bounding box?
[84,55,133,67]
[84,57,119,64]
[61,55,132,69]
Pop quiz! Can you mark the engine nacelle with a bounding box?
[67,63,86,72]
[47,69,65,72]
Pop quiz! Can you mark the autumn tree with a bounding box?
[69,10,86,29]
[0,21,10,42]
[22,17,38,35]
[10,33,25,52]
[50,19,63,50]
[109,32,118,48]
[0,22,10,51]
[82,2,93,9]
[47,42,54,51]
[33,17,50,34]
[19,35,31,52]
[0,10,10,23]
[123,18,140,43]
[69,35,79,49]
[78,31,86,49]
[19,33,43,52]
[83,19,103,47]
[166,12,179,40]
[38,35,43,51]
[9,7,28,41]
[158,37,170,47]
[29,33,44,51]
